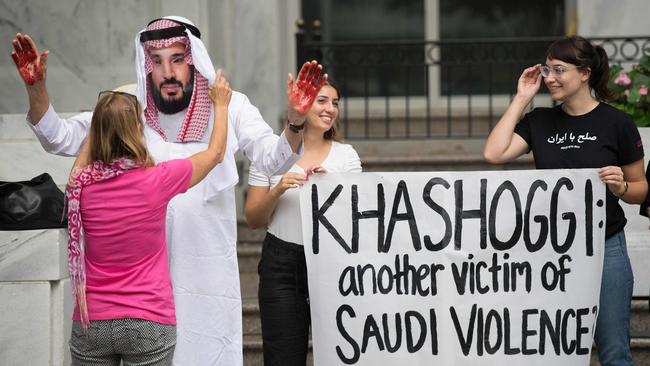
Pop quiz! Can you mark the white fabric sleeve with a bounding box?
[343,144,363,173]
[26,104,91,156]
[247,163,272,187]
[231,92,301,176]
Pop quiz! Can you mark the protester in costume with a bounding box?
[11,16,326,365]
[66,73,229,364]
[245,81,361,365]
[483,35,647,366]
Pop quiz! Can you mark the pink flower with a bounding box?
[614,70,632,86]
[640,85,648,96]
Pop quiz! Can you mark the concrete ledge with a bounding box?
[0,113,77,187]
[0,230,67,281]
[351,138,490,158]
[51,278,72,366]
[361,154,534,165]
[0,140,75,187]
[0,114,36,141]
[0,282,53,365]
[361,154,535,172]
[0,113,77,141]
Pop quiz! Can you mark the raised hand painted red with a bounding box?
[11,34,46,85]
[288,60,328,114]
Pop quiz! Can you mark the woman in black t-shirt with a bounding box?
[484,36,647,366]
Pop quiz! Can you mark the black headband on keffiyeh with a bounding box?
[140,18,201,42]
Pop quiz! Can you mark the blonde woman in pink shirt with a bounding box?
[64,71,230,365]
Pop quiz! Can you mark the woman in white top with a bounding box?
[245,81,361,366]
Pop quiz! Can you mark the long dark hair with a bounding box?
[546,36,614,101]
[322,81,341,141]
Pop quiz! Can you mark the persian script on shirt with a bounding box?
[546,132,598,150]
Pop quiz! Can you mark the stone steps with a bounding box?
[242,334,314,366]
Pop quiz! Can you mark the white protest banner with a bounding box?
[300,169,605,365]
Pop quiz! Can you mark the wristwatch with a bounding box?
[615,181,628,198]
[287,119,305,133]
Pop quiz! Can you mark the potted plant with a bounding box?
[608,48,650,127]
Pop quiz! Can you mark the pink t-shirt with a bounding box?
[72,159,192,325]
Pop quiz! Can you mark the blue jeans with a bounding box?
[594,230,634,366]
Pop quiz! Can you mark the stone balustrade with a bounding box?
[0,229,71,365]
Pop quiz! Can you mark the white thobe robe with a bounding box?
[27,91,300,365]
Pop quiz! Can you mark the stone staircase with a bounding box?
[236,137,650,366]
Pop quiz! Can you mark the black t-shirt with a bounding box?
[514,102,644,238]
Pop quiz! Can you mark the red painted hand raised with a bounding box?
[11,33,48,86]
[287,60,328,114]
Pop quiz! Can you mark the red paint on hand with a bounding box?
[288,60,328,114]
[11,35,45,86]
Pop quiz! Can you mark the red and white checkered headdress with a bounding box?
[135,17,215,142]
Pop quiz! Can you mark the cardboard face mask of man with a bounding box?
[137,17,211,143]
[147,41,195,114]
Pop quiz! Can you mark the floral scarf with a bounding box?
[65,158,142,331]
